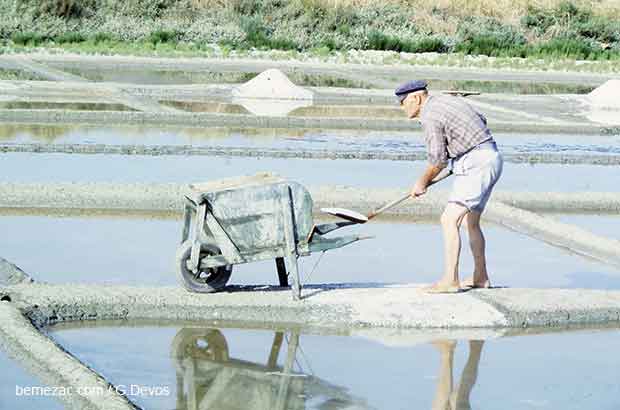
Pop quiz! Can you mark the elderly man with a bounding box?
[396,80,503,293]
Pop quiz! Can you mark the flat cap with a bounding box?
[395,80,428,103]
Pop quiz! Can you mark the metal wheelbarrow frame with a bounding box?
[177,174,365,300]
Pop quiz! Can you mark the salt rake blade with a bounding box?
[320,207,369,224]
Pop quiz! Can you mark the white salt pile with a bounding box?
[584,79,620,125]
[232,68,313,116]
[588,79,620,109]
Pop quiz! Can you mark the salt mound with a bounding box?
[588,79,620,108]
[232,69,313,116]
[583,79,620,125]
[232,69,313,101]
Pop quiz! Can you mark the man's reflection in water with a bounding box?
[432,340,483,410]
[171,328,370,410]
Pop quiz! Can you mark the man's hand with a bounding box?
[411,163,446,198]
[411,180,427,197]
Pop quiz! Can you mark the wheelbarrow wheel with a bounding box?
[170,328,229,362]
[176,241,233,293]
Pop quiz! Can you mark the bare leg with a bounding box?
[427,203,469,292]
[462,212,491,288]
[451,340,484,410]
[432,340,456,410]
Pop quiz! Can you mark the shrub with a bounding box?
[522,1,619,43]
[17,0,98,19]
[573,16,620,43]
[532,36,604,59]
[414,37,448,53]
[319,38,339,50]
[365,31,447,53]
[104,0,178,19]
[91,32,114,45]
[269,37,299,50]
[11,32,47,46]
[55,32,86,44]
[240,16,270,48]
[230,0,263,15]
[148,29,180,45]
[367,30,403,51]
[456,17,526,57]
[456,34,527,57]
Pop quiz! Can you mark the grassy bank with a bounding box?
[0,0,619,61]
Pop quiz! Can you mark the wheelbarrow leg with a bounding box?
[280,186,301,300]
[275,257,288,287]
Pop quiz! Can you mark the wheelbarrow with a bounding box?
[177,173,366,300]
[170,327,371,410]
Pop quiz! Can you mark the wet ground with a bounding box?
[43,322,620,410]
[1,215,618,289]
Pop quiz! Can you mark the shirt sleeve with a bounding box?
[422,119,448,167]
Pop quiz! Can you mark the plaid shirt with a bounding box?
[419,95,493,167]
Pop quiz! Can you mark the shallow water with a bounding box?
[46,323,620,410]
[552,213,620,241]
[1,124,619,158]
[1,215,619,289]
[0,345,64,410]
[0,152,618,192]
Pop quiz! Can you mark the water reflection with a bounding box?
[432,340,482,410]
[171,328,372,410]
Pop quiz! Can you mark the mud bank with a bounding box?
[2,142,619,166]
[2,282,620,330]
[0,109,610,134]
[1,182,619,214]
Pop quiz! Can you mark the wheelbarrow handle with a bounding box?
[367,171,452,220]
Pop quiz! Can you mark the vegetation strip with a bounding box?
[3,1,619,62]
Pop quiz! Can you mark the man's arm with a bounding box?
[413,118,449,197]
[411,163,446,197]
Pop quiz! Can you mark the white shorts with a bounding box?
[448,141,503,212]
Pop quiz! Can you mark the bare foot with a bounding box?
[461,276,491,289]
[424,281,462,294]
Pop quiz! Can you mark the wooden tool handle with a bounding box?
[367,171,452,220]
[367,193,410,220]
